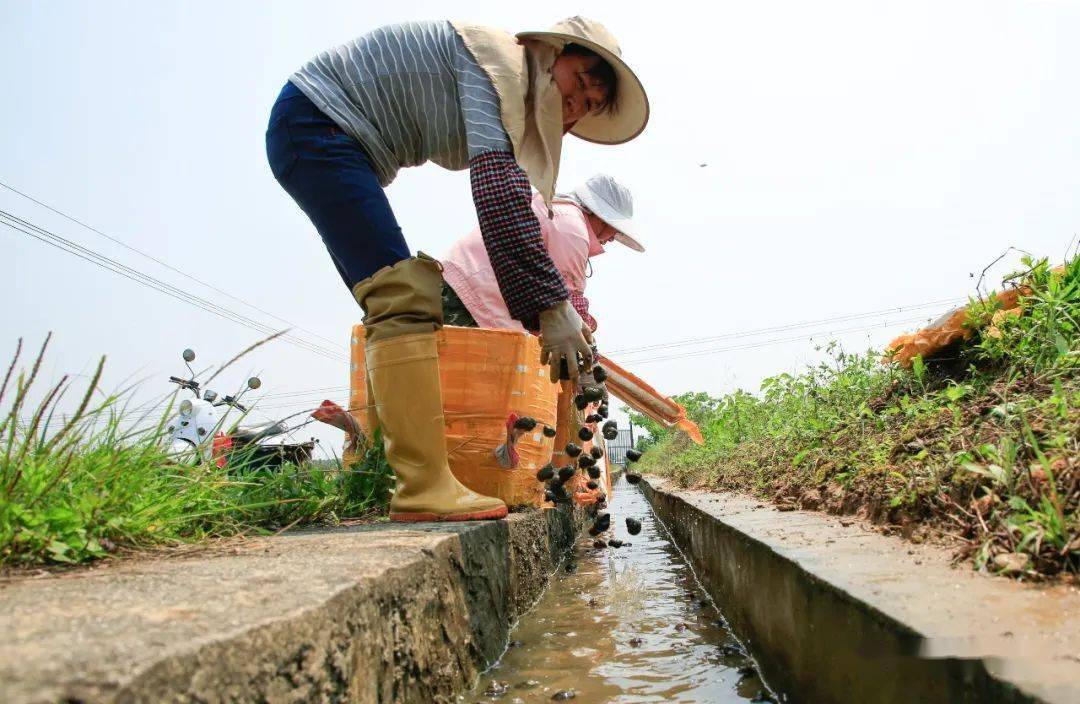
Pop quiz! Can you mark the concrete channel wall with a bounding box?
[0,505,584,704]
[642,478,1080,704]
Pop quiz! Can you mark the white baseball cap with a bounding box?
[570,173,645,252]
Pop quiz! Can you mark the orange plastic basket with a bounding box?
[348,325,559,507]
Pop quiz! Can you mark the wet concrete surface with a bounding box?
[469,476,774,703]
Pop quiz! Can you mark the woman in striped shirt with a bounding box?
[266,17,649,522]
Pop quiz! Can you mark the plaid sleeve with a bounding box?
[570,290,597,332]
[469,150,568,330]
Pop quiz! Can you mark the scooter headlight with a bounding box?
[179,399,194,417]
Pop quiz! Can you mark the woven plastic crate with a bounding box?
[348,325,559,507]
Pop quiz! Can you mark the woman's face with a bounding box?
[552,53,610,128]
[587,213,618,244]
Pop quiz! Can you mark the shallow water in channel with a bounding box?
[466,476,775,703]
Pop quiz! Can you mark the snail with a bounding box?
[513,416,537,431]
[582,385,604,403]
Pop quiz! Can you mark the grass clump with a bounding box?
[635,256,1079,579]
[0,335,393,567]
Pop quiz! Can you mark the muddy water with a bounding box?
[467,476,775,703]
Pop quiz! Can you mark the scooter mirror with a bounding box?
[203,389,218,402]
[182,349,196,363]
[247,377,262,390]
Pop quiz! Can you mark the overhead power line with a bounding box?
[258,385,352,400]
[608,297,965,357]
[194,306,951,406]
[1,210,348,364]
[242,315,938,408]
[0,180,347,353]
[627,315,930,365]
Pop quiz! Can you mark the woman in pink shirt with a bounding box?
[442,173,645,332]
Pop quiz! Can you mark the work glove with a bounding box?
[539,300,595,384]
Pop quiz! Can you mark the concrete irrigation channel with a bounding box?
[3,478,1080,703]
[641,477,1080,704]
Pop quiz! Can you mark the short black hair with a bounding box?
[560,43,618,114]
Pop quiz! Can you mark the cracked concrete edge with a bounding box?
[1,505,584,704]
[641,477,1080,704]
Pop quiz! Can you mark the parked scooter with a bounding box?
[166,348,315,470]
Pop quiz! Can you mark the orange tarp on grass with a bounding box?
[884,270,1062,367]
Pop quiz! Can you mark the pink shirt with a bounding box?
[442,193,604,331]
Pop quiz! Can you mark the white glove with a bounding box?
[538,300,595,384]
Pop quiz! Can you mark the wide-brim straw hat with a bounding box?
[517,16,649,145]
[571,173,645,252]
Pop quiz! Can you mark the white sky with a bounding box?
[3,0,1078,454]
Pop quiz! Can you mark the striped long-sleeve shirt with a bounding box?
[290,20,567,327]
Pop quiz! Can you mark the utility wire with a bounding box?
[201,306,956,406]
[608,297,965,357]
[257,385,352,400]
[0,180,347,353]
[628,315,930,365]
[12,311,927,424]
[245,315,936,407]
[1,211,348,364]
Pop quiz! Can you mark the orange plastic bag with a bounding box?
[885,289,1025,368]
[348,325,558,507]
[884,265,1070,368]
[597,354,704,445]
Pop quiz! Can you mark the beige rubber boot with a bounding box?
[353,254,506,522]
[366,332,507,521]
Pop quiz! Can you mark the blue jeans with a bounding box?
[265,82,410,290]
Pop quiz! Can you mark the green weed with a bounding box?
[0,335,392,567]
